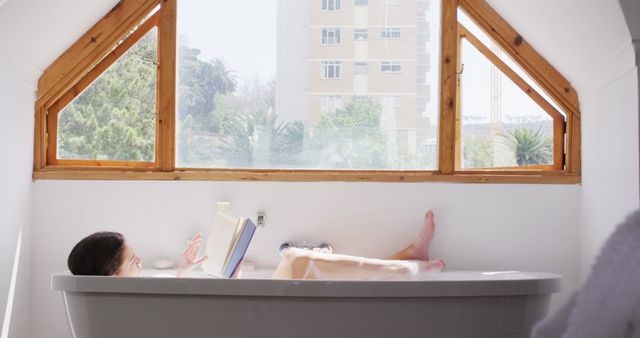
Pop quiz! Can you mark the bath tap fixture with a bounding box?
[256,211,266,228]
[278,242,295,256]
[278,242,333,256]
[315,243,333,254]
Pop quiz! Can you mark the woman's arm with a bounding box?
[177,233,208,277]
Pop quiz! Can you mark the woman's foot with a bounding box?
[383,210,437,261]
[411,210,436,261]
[417,258,445,273]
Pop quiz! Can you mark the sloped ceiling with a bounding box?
[486,0,633,98]
[619,0,640,40]
[0,0,634,100]
[0,0,120,88]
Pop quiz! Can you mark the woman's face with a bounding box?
[116,243,142,277]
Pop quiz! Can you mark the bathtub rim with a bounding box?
[52,270,561,298]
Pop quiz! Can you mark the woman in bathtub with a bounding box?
[67,211,445,279]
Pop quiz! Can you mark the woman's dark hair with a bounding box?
[67,232,126,276]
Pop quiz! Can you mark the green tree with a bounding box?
[209,79,304,167]
[502,128,552,166]
[463,136,494,168]
[310,98,388,169]
[58,28,158,161]
[177,40,238,133]
[215,110,304,168]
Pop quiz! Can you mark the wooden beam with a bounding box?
[458,0,580,116]
[567,113,581,174]
[157,0,177,171]
[438,0,458,174]
[553,118,565,170]
[45,102,60,165]
[458,24,565,170]
[37,0,159,107]
[459,25,564,121]
[32,168,581,184]
[55,160,158,167]
[53,13,160,112]
[33,105,47,169]
[454,27,463,169]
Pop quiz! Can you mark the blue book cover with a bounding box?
[223,219,257,278]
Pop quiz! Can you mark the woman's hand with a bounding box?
[177,233,208,277]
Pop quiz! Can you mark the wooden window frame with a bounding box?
[456,23,565,171]
[47,11,161,168]
[33,0,581,184]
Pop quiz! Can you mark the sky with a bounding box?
[177,0,278,88]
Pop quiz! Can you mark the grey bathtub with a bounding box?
[51,269,561,338]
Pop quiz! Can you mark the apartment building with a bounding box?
[277,0,436,156]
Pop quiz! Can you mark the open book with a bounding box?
[202,217,257,278]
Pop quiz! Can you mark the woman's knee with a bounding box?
[282,249,313,279]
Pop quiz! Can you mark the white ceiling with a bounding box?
[486,0,632,97]
[0,0,634,98]
[0,0,120,88]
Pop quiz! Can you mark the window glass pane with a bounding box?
[380,27,401,39]
[322,0,341,10]
[57,28,158,162]
[354,28,368,40]
[459,39,554,169]
[457,8,565,117]
[321,28,341,44]
[354,62,368,74]
[176,0,441,170]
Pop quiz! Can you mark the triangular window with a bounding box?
[49,12,159,165]
[456,8,566,170]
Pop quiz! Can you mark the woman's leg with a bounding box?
[272,248,444,280]
[271,210,443,280]
[383,210,436,261]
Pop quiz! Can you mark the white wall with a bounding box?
[31,180,581,338]
[0,1,118,337]
[1,0,636,337]
[580,65,639,279]
[487,0,640,281]
[0,28,35,338]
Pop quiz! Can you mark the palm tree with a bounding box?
[210,58,238,94]
[502,128,553,166]
[216,110,304,167]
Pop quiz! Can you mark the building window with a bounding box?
[380,27,401,39]
[354,62,368,74]
[354,28,368,41]
[321,28,341,45]
[320,95,343,113]
[354,0,368,6]
[380,95,401,107]
[353,95,369,102]
[322,61,342,79]
[381,61,402,73]
[322,0,342,11]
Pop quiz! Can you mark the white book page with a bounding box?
[202,212,239,277]
[222,218,247,271]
